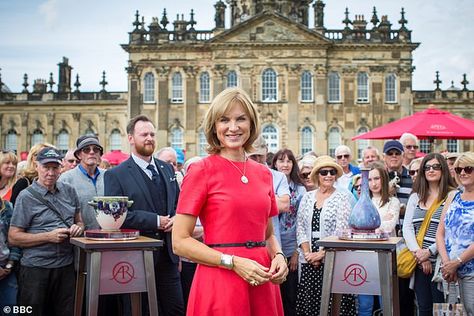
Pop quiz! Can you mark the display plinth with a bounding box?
[84,228,139,241]
[316,236,402,316]
[71,236,163,316]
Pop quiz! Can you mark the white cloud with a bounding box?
[39,0,59,28]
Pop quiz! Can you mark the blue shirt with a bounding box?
[78,164,101,187]
[444,191,474,277]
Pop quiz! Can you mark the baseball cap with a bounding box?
[37,147,63,165]
[383,140,404,154]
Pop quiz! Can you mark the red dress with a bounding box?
[176,154,284,316]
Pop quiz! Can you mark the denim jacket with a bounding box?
[0,200,22,265]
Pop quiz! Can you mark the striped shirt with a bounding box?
[403,193,444,266]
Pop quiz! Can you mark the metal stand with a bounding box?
[71,236,162,316]
[317,236,401,316]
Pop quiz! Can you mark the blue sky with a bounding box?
[1,0,473,92]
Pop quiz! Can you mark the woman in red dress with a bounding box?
[173,87,288,315]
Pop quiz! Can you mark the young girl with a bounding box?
[358,163,401,316]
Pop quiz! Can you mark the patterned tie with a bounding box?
[146,164,161,186]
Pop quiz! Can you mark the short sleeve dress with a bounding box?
[176,154,284,316]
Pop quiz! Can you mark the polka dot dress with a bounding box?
[296,203,357,316]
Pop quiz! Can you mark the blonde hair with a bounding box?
[20,142,55,180]
[0,151,18,187]
[453,152,474,184]
[203,87,260,154]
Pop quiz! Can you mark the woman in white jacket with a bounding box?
[295,155,355,316]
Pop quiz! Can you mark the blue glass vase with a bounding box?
[348,168,381,231]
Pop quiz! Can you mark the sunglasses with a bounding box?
[336,154,350,160]
[301,172,311,179]
[353,184,361,190]
[66,159,79,164]
[408,169,419,176]
[423,163,442,171]
[454,166,474,175]
[386,151,401,156]
[81,146,101,154]
[318,169,337,176]
[405,145,419,150]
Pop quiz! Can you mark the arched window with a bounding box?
[447,139,459,153]
[143,72,155,103]
[110,129,122,150]
[199,72,210,103]
[356,127,369,159]
[171,72,183,103]
[301,126,313,154]
[198,129,207,157]
[226,71,238,88]
[328,127,341,157]
[262,124,279,153]
[5,130,17,152]
[84,128,95,136]
[328,71,340,102]
[385,73,397,103]
[262,68,277,102]
[420,139,431,154]
[31,129,44,146]
[357,72,369,103]
[170,127,183,150]
[301,71,313,102]
[56,129,69,151]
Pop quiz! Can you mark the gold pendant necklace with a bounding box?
[225,154,248,184]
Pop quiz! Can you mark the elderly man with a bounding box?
[61,149,79,173]
[59,135,105,230]
[248,136,290,246]
[9,147,83,316]
[361,146,380,168]
[383,140,412,210]
[104,115,184,315]
[156,147,178,171]
[399,133,420,168]
[334,145,360,191]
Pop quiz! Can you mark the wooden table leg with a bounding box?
[320,250,336,316]
[378,251,399,316]
[144,250,159,316]
[74,248,86,316]
[86,252,101,316]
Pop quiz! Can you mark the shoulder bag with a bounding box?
[397,197,445,278]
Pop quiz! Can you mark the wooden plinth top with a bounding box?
[316,236,402,251]
[70,236,163,250]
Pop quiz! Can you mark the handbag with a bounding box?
[397,198,445,278]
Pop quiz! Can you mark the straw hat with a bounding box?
[309,155,343,184]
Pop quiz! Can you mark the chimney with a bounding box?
[58,57,73,93]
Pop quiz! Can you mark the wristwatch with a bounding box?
[5,262,13,269]
[220,254,234,270]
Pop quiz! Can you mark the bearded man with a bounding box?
[104,115,184,315]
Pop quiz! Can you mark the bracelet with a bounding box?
[275,252,288,264]
[456,257,463,265]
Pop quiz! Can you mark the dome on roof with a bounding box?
[447,81,461,91]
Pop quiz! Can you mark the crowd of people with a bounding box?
[0,87,473,316]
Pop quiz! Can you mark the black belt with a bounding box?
[207,241,266,249]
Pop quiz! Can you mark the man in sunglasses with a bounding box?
[59,135,104,230]
[61,149,79,173]
[334,145,360,194]
[399,133,419,168]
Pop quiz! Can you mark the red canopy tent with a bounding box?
[352,106,474,141]
[101,150,129,166]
